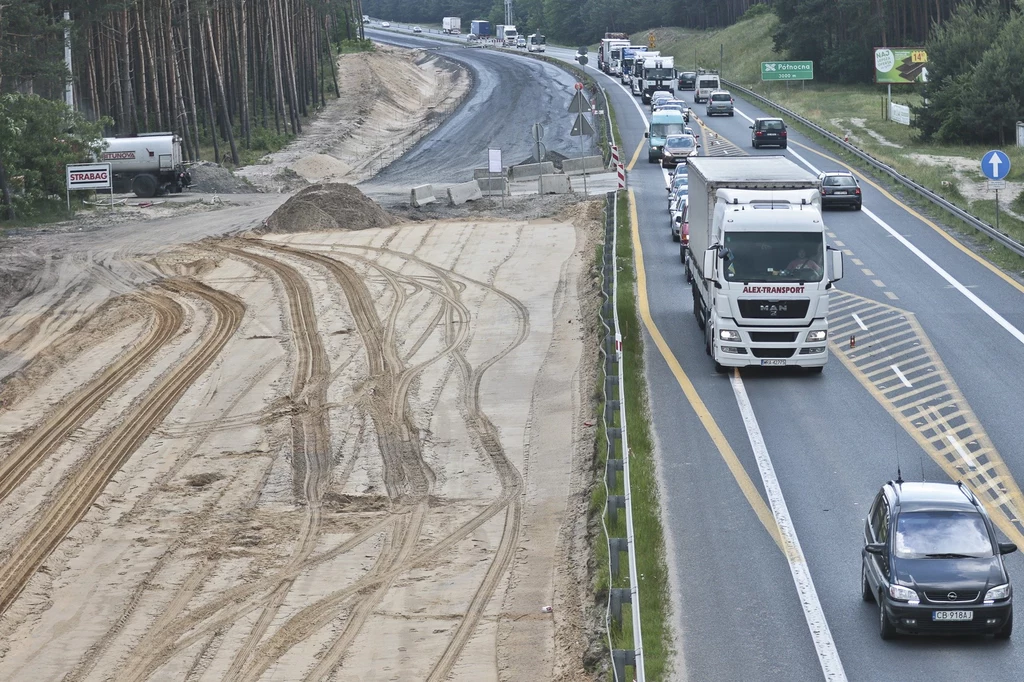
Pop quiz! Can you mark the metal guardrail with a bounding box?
[599,190,645,682]
[723,79,1024,259]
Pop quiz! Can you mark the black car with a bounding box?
[863,479,1016,640]
[818,170,862,210]
[677,71,697,90]
[750,117,787,149]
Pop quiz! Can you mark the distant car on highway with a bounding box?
[653,99,691,122]
[412,26,422,33]
[670,195,688,241]
[705,90,734,116]
[750,117,787,149]
[817,170,863,210]
[661,134,699,169]
[862,479,1016,640]
[667,172,689,209]
[381,21,390,27]
[677,71,697,90]
[649,91,673,114]
[516,36,527,48]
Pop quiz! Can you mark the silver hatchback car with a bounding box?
[706,90,734,117]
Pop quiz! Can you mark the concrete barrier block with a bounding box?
[509,161,555,182]
[410,184,437,207]
[539,174,572,194]
[476,177,506,196]
[447,180,484,205]
[473,167,498,180]
[562,155,607,176]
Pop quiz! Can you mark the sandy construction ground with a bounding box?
[0,34,604,681]
[0,202,601,680]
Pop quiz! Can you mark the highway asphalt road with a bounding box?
[545,45,1024,681]
[371,27,1024,680]
[361,28,598,190]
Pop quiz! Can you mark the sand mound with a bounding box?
[264,183,397,233]
[291,154,352,183]
[187,161,257,194]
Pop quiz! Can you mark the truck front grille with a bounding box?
[751,348,796,359]
[748,331,798,343]
[737,299,810,319]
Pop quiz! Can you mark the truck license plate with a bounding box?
[761,359,786,366]
[933,610,973,621]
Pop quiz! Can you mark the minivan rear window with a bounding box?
[711,93,731,101]
[698,78,718,88]
[761,120,784,130]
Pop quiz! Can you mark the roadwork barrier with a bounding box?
[476,177,506,196]
[447,180,483,205]
[509,161,555,182]
[410,184,437,207]
[562,155,606,176]
[538,174,571,194]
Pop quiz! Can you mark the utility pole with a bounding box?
[505,0,513,25]
[64,9,74,109]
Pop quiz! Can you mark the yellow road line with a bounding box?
[626,139,645,171]
[790,139,1024,295]
[627,189,786,554]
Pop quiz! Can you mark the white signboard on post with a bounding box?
[889,102,911,125]
[488,149,502,173]
[66,163,111,190]
[65,162,112,211]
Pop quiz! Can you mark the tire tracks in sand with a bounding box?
[0,280,244,617]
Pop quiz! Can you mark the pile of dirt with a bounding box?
[263,183,398,233]
[291,154,352,183]
[187,161,258,194]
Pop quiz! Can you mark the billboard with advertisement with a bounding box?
[874,47,928,84]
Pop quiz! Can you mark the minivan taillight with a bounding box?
[781,131,787,137]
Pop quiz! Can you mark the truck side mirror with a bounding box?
[864,543,885,555]
[702,249,716,282]
[644,131,650,138]
[827,247,844,287]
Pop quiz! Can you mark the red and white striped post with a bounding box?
[611,145,626,189]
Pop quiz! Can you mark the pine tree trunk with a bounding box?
[205,14,239,164]
[0,156,14,220]
[198,16,220,163]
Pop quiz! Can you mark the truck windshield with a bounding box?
[650,123,685,138]
[721,232,824,283]
[645,68,674,80]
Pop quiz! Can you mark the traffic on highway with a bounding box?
[368,22,1024,681]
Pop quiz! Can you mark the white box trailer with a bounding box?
[442,17,461,34]
[686,156,843,372]
[100,133,192,198]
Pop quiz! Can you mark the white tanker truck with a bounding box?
[100,132,192,198]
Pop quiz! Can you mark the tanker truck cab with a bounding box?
[696,189,844,372]
[645,109,687,162]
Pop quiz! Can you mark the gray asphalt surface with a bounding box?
[361,29,598,191]
[550,48,1024,680]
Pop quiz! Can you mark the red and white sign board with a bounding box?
[66,163,111,190]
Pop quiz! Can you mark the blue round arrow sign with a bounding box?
[981,150,1011,180]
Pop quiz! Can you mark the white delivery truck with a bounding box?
[639,54,675,104]
[442,17,461,34]
[100,133,192,198]
[686,156,844,373]
[630,51,659,96]
[694,70,721,103]
[497,24,518,46]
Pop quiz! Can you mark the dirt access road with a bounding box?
[0,41,601,682]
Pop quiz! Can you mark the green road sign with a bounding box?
[761,61,813,81]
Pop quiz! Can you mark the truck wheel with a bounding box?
[132,173,158,198]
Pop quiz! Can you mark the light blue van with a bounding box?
[646,109,687,162]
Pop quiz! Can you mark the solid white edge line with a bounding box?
[890,364,913,388]
[851,313,869,331]
[730,374,848,681]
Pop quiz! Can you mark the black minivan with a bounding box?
[862,480,1016,640]
[677,71,696,90]
[750,117,787,149]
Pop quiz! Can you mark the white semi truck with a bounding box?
[686,156,844,373]
[630,51,659,95]
[496,24,518,46]
[442,17,461,34]
[638,54,675,104]
[100,133,192,198]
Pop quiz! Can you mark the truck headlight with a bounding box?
[718,329,740,342]
[807,330,827,342]
[889,584,919,604]
[985,584,1010,602]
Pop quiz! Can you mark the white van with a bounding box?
[694,72,721,104]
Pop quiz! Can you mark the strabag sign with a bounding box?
[874,47,928,84]
[66,163,112,190]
